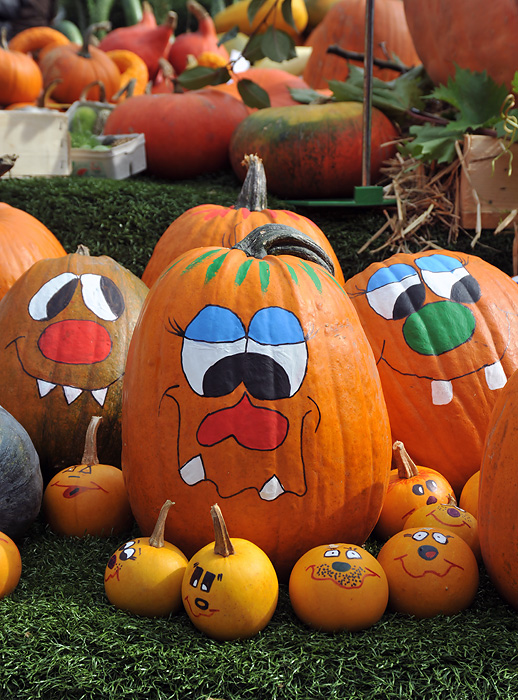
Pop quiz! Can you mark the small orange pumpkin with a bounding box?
[288,543,388,632]
[105,49,149,98]
[42,416,134,537]
[182,504,279,641]
[0,532,22,599]
[459,469,480,519]
[377,526,479,618]
[104,499,188,617]
[374,441,454,541]
[0,30,43,106]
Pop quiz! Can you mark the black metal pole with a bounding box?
[362,0,375,187]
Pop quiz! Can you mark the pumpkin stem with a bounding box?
[79,22,111,58]
[81,416,101,465]
[148,499,174,548]
[211,504,235,557]
[235,154,268,211]
[232,223,335,276]
[392,440,419,479]
[75,244,90,255]
[80,80,107,103]
[447,492,457,506]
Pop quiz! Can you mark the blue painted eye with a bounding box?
[248,307,305,345]
[365,264,425,320]
[184,306,245,342]
[415,254,481,303]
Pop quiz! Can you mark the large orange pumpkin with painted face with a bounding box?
[0,246,148,480]
[345,250,518,495]
[122,224,392,580]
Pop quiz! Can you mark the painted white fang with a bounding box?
[179,455,206,485]
[431,379,453,406]
[63,385,83,404]
[259,475,285,501]
[91,387,108,406]
[37,378,56,397]
[485,360,507,391]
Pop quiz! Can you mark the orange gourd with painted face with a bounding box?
[375,441,454,541]
[0,245,148,479]
[377,526,479,618]
[288,543,389,632]
[345,251,518,494]
[0,532,22,599]
[122,224,392,580]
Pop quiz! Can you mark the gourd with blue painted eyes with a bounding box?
[288,543,389,632]
[345,250,518,495]
[377,526,479,618]
[374,441,454,541]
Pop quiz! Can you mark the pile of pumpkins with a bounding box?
[2,141,518,639]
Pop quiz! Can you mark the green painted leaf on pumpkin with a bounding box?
[181,249,223,275]
[259,260,270,292]
[235,258,254,286]
[283,261,298,285]
[205,252,229,282]
[300,260,322,293]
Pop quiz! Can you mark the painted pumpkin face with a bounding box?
[377,526,479,618]
[288,543,389,632]
[0,251,148,477]
[345,251,518,494]
[404,503,481,561]
[122,226,392,579]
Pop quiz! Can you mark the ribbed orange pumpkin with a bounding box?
[141,154,345,288]
[38,25,122,103]
[303,0,420,89]
[403,0,518,88]
[0,203,66,301]
[345,250,518,495]
[479,368,518,608]
[0,39,43,106]
[122,223,392,580]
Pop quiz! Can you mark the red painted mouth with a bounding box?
[395,554,464,578]
[197,393,288,450]
[38,319,112,364]
[50,481,109,498]
[183,596,219,618]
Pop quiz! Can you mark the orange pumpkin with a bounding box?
[303,0,420,89]
[0,36,43,106]
[182,504,279,641]
[0,245,148,479]
[374,441,454,541]
[0,532,22,599]
[42,416,134,536]
[104,499,188,617]
[39,24,121,103]
[288,543,389,631]
[0,203,66,302]
[478,367,518,608]
[210,67,312,109]
[141,154,345,288]
[377,526,479,618]
[105,49,149,98]
[8,26,70,61]
[122,224,392,580]
[345,250,518,495]
[459,469,480,520]
[403,0,518,88]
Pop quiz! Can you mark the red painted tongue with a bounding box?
[197,394,288,450]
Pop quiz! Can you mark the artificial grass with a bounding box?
[1,172,518,699]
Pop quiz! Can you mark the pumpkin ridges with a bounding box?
[0,35,43,106]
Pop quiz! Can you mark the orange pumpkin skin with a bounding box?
[288,543,388,632]
[345,250,518,495]
[211,67,311,109]
[141,154,345,288]
[122,225,392,580]
[403,0,518,88]
[404,503,481,562]
[0,532,22,599]
[459,469,480,520]
[0,44,43,106]
[0,203,66,302]
[304,0,420,89]
[479,369,518,608]
[0,250,148,479]
[377,527,479,618]
[229,101,398,199]
[42,463,133,537]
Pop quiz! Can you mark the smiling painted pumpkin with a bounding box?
[122,224,392,579]
[0,246,148,478]
[345,251,518,494]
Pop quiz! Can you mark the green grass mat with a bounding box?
[1,173,517,699]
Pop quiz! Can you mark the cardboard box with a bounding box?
[459,134,518,229]
[70,133,147,179]
[0,110,71,177]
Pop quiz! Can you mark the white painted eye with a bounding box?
[432,531,449,545]
[412,530,429,541]
[346,549,362,559]
[119,547,136,561]
[28,272,79,320]
[324,549,340,558]
[415,254,481,303]
[80,273,125,321]
[365,263,424,320]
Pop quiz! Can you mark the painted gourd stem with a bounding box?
[211,504,235,557]
[82,415,102,465]
[232,223,335,276]
[148,499,174,548]
[392,440,419,478]
[234,154,268,211]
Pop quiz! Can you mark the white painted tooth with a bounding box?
[485,360,507,391]
[91,387,108,406]
[259,475,285,501]
[431,379,453,406]
[63,385,83,404]
[37,378,56,397]
[179,455,206,485]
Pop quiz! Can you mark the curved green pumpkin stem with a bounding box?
[235,154,268,211]
[149,499,175,548]
[211,504,235,557]
[79,22,111,58]
[232,223,335,276]
[81,415,102,465]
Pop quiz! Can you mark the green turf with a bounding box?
[1,172,517,699]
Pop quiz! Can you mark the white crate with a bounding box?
[70,133,147,179]
[0,110,71,177]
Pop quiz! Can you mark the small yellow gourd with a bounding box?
[214,0,308,39]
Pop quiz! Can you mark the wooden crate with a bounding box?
[0,111,71,178]
[459,134,518,230]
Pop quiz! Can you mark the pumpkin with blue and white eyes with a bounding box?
[345,250,518,495]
